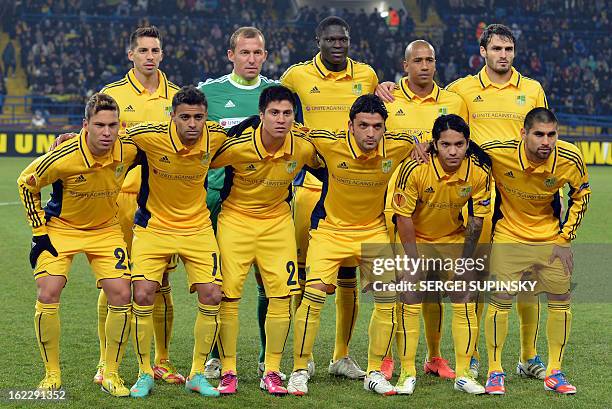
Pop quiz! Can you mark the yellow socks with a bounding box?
[451,303,477,376]
[472,291,485,360]
[334,277,358,362]
[546,301,571,376]
[34,301,61,374]
[422,299,443,360]
[293,287,326,371]
[153,285,174,365]
[104,304,131,376]
[97,290,108,365]
[131,303,154,376]
[367,302,396,373]
[190,303,220,377]
[517,292,540,362]
[218,301,239,374]
[485,297,512,373]
[396,303,421,376]
[265,297,292,373]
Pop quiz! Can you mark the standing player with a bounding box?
[280,16,378,379]
[287,94,415,396]
[382,40,467,380]
[17,94,136,396]
[481,108,590,395]
[197,26,278,380]
[127,86,226,398]
[97,26,184,385]
[377,23,549,378]
[391,114,490,395]
[209,86,321,396]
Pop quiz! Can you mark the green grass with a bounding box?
[0,157,610,408]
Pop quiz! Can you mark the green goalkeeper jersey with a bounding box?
[198,73,277,190]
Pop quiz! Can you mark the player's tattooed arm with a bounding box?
[462,215,483,259]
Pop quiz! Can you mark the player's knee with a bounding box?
[36,277,65,304]
[547,292,571,302]
[196,283,222,305]
[133,282,156,305]
[37,289,61,304]
[307,282,328,293]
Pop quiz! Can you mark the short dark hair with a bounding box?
[229,26,265,51]
[85,93,119,120]
[129,26,162,50]
[524,107,557,132]
[479,24,515,48]
[258,85,296,113]
[316,16,350,39]
[349,94,388,121]
[432,114,470,142]
[172,85,208,111]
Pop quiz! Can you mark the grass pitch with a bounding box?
[0,157,610,408]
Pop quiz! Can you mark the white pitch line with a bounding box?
[0,201,20,206]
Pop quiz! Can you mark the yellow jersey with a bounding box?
[446,67,548,145]
[18,130,138,235]
[101,69,180,193]
[211,124,320,218]
[280,53,378,188]
[308,129,414,230]
[385,78,468,141]
[126,120,226,233]
[392,155,491,242]
[481,139,590,243]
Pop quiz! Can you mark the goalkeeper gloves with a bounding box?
[30,234,58,268]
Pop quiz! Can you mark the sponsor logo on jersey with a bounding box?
[74,174,87,183]
[395,109,405,116]
[246,164,257,171]
[337,161,349,169]
[219,117,247,129]
[309,86,320,94]
[124,105,135,112]
[393,192,407,208]
[159,155,171,164]
[382,159,393,174]
[224,100,236,108]
[473,95,484,102]
[544,176,557,187]
[425,186,435,193]
[504,170,515,178]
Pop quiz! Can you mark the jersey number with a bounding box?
[286,261,297,286]
[114,248,127,270]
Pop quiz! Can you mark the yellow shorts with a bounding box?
[217,210,301,298]
[490,238,570,295]
[131,226,221,292]
[33,226,130,288]
[117,191,178,273]
[292,185,321,268]
[306,224,395,291]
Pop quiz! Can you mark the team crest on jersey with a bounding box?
[352,83,363,96]
[115,164,125,178]
[516,94,526,106]
[382,159,393,174]
[438,107,448,116]
[458,185,472,197]
[164,106,172,116]
[286,160,297,174]
[201,152,210,165]
[544,176,557,187]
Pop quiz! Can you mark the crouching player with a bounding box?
[287,94,415,396]
[209,85,321,395]
[17,93,136,396]
[481,108,590,395]
[391,114,491,395]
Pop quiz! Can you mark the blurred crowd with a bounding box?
[2,0,609,115]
